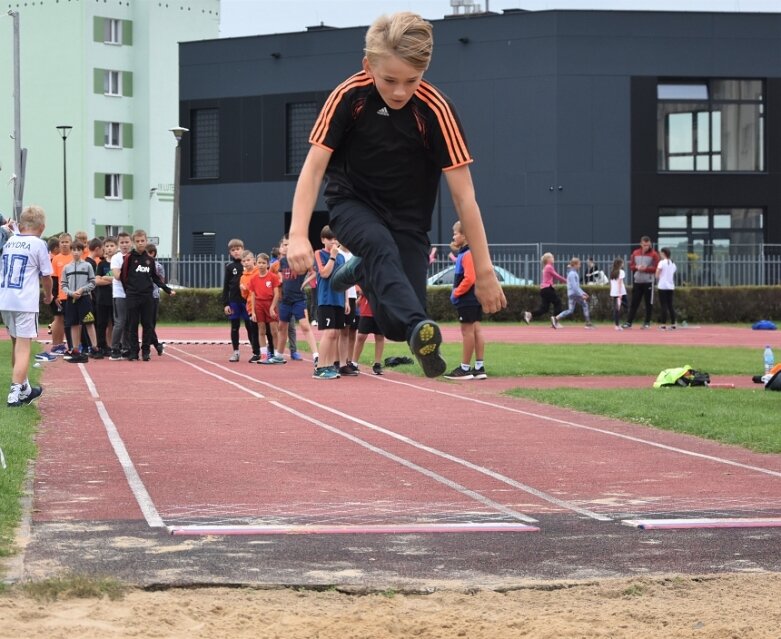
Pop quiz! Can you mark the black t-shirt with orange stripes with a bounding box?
[309,71,473,233]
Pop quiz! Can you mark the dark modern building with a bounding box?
[178,9,781,260]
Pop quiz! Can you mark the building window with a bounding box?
[191,109,219,179]
[286,102,318,175]
[105,122,121,147]
[659,207,764,254]
[657,79,764,172]
[105,173,122,199]
[104,225,124,237]
[104,70,121,96]
[105,18,122,44]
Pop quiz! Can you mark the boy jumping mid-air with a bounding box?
[286,12,505,377]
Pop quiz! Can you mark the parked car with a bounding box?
[427,265,532,287]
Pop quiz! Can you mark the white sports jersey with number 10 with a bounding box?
[0,234,52,312]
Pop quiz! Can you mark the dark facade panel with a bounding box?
[178,10,781,255]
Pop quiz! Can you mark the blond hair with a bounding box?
[19,205,46,232]
[541,252,554,265]
[365,12,433,71]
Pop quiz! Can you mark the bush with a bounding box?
[33,285,781,325]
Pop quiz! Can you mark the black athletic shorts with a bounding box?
[64,296,96,326]
[456,305,483,324]
[357,315,382,336]
[316,305,345,331]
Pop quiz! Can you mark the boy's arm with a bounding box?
[40,275,54,305]
[150,259,173,295]
[248,290,257,322]
[288,145,331,275]
[83,263,97,295]
[444,166,506,313]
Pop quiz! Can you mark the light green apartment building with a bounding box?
[0,0,219,254]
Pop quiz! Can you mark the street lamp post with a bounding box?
[168,126,188,286]
[56,125,73,233]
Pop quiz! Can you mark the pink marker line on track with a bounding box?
[169,522,540,536]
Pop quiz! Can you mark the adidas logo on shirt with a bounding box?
[376,106,389,117]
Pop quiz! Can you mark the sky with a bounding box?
[219,0,781,38]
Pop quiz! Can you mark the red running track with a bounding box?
[30,328,781,535]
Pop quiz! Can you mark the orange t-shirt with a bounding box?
[240,266,259,313]
[51,252,74,301]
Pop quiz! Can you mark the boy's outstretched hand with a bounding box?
[475,274,507,314]
[287,235,314,275]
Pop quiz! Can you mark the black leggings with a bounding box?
[531,286,562,318]
[658,289,676,325]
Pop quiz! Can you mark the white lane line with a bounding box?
[77,365,165,528]
[373,375,781,480]
[623,517,781,530]
[171,348,608,522]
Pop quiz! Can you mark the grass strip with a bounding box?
[507,387,781,454]
[0,342,40,559]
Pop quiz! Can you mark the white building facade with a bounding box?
[1,0,219,252]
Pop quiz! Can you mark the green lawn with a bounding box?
[0,342,41,559]
[376,342,758,376]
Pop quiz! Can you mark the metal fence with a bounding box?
[160,244,781,289]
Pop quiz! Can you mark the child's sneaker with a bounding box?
[35,352,58,362]
[109,350,124,361]
[614,325,623,331]
[89,348,104,360]
[372,362,383,375]
[248,354,261,363]
[269,355,287,364]
[444,366,474,380]
[155,343,165,356]
[339,364,358,376]
[312,366,339,380]
[550,316,559,329]
[8,385,43,407]
[51,344,68,355]
[584,322,594,329]
[523,311,532,325]
[408,319,446,378]
[228,352,240,362]
[290,352,303,361]
[471,366,487,380]
[348,361,359,373]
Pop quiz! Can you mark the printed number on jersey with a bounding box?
[0,254,29,290]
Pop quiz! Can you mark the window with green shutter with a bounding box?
[122,20,133,46]
[93,17,104,42]
[122,72,133,97]
[122,123,133,148]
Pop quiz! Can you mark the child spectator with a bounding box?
[110,231,133,359]
[0,205,54,406]
[239,250,262,363]
[656,247,677,329]
[311,226,345,380]
[50,232,74,354]
[352,285,385,375]
[145,243,166,355]
[610,258,627,331]
[74,230,90,260]
[61,240,99,363]
[94,236,116,355]
[222,238,254,363]
[247,252,281,363]
[120,230,174,361]
[444,221,486,380]
[338,243,360,376]
[523,252,566,326]
[286,12,506,378]
[276,235,319,363]
[552,257,592,329]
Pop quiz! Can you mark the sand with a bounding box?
[1,572,780,638]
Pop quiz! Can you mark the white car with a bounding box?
[427,265,532,287]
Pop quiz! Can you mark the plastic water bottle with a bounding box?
[764,345,775,374]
